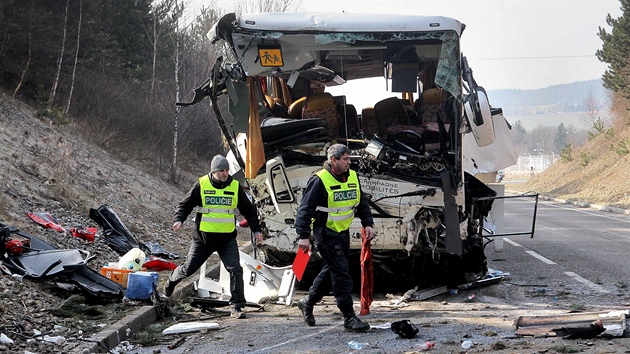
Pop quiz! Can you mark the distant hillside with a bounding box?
[487,79,609,114]
[508,119,630,210]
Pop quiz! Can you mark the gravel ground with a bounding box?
[0,92,198,353]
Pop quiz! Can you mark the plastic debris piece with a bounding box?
[391,319,419,338]
[142,256,177,271]
[162,322,220,335]
[347,341,369,350]
[416,341,435,351]
[461,340,473,349]
[26,212,66,232]
[69,227,96,242]
[117,248,145,271]
[370,322,392,330]
[43,335,66,344]
[0,333,14,344]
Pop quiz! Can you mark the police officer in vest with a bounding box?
[165,154,263,319]
[295,144,375,332]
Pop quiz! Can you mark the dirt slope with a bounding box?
[508,126,630,210]
[0,92,200,353]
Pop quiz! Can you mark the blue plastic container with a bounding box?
[125,271,158,300]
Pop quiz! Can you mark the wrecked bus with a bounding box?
[180,12,533,290]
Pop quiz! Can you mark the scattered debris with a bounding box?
[464,294,476,303]
[89,205,141,256]
[190,297,263,311]
[0,333,14,344]
[69,227,97,242]
[370,322,392,330]
[118,247,146,271]
[167,336,186,349]
[89,204,179,259]
[1,224,125,299]
[161,322,220,335]
[143,256,177,271]
[391,320,419,339]
[515,310,628,338]
[125,271,158,300]
[26,212,66,233]
[552,319,605,339]
[196,251,295,305]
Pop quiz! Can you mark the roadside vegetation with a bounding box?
[0,0,302,187]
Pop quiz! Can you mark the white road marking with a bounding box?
[565,271,610,293]
[503,238,521,247]
[542,200,630,222]
[252,325,337,353]
[525,250,556,264]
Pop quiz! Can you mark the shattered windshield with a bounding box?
[231,29,462,99]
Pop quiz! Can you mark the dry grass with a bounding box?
[508,124,630,210]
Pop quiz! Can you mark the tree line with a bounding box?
[1,0,629,182]
[0,0,300,182]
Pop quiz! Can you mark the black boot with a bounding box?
[163,279,177,297]
[344,314,370,332]
[297,297,315,326]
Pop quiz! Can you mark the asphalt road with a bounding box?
[129,197,630,353]
[489,197,630,300]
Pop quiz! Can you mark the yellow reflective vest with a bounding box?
[198,175,238,233]
[315,169,361,233]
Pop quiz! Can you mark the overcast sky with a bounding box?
[197,0,623,90]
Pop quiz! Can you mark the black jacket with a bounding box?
[295,165,373,239]
[174,175,261,235]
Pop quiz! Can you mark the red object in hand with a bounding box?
[292,248,311,281]
[360,227,374,315]
[239,219,249,227]
[142,256,177,271]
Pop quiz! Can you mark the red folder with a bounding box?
[292,248,311,281]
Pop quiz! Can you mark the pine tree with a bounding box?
[596,0,630,99]
[554,123,569,153]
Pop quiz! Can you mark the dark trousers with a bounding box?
[307,230,355,317]
[168,231,245,309]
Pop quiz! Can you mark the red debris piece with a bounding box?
[26,212,67,233]
[69,227,97,242]
[142,256,177,272]
[4,239,23,255]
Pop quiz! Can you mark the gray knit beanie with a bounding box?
[210,155,230,173]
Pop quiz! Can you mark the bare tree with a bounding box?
[529,124,556,154]
[145,0,174,96]
[171,0,183,182]
[565,123,588,148]
[49,0,70,106]
[13,0,34,98]
[581,89,599,129]
[64,0,82,115]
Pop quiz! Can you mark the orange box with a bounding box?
[100,267,133,287]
